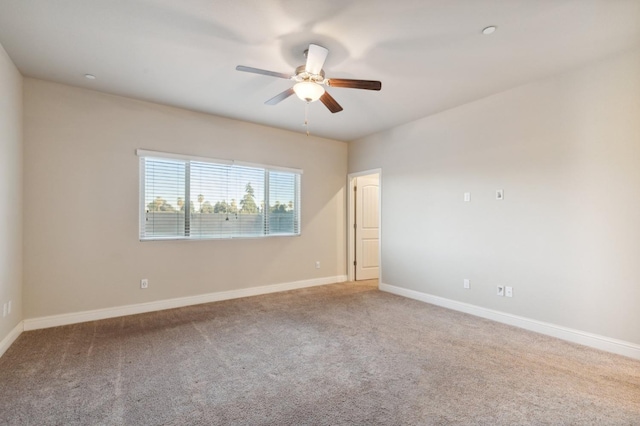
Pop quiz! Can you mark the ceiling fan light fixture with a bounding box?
[236,43,381,114]
[293,81,325,102]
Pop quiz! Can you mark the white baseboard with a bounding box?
[380,283,640,361]
[0,322,24,358]
[24,275,347,331]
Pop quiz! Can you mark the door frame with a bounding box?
[347,168,382,283]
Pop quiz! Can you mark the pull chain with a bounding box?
[304,101,310,136]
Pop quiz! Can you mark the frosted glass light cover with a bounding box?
[293,82,325,102]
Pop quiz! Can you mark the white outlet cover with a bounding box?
[463,279,470,289]
[464,192,470,202]
[506,286,513,297]
[497,286,505,296]
[141,279,149,289]
[496,189,504,200]
[7,301,11,314]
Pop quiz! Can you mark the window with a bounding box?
[138,150,301,240]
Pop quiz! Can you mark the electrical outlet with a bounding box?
[463,279,470,289]
[496,189,504,200]
[315,261,320,269]
[7,300,11,314]
[464,192,471,202]
[497,285,505,296]
[505,286,513,297]
[141,279,149,289]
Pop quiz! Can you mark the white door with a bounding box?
[355,174,379,280]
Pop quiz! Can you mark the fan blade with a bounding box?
[327,78,382,91]
[305,44,329,75]
[236,65,291,80]
[320,92,343,113]
[265,88,295,105]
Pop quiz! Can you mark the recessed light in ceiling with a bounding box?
[482,26,497,35]
[84,74,96,80]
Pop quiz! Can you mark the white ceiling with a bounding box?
[1,0,639,141]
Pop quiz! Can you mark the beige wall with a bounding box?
[349,49,640,345]
[0,42,23,341]
[23,79,347,319]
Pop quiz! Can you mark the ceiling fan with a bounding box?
[236,44,382,113]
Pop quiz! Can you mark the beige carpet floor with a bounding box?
[1,281,639,425]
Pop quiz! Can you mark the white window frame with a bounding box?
[137,149,302,241]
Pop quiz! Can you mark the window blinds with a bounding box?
[138,151,301,240]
